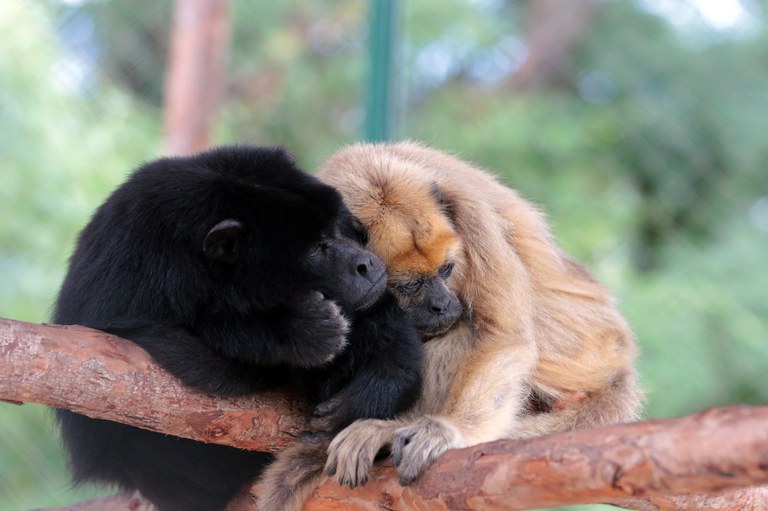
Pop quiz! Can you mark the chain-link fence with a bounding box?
[1,1,766,509]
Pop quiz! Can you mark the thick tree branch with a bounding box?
[300,406,768,510]
[3,317,767,511]
[0,317,308,452]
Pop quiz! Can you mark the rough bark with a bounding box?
[3,316,766,511]
[301,406,768,510]
[0,317,308,452]
[163,0,231,155]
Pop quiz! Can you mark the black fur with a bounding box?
[53,145,423,511]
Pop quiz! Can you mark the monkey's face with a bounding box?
[360,183,464,340]
[203,209,387,316]
[304,223,388,314]
[317,143,469,340]
[389,262,462,340]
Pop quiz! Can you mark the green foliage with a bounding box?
[0,2,161,322]
[0,3,160,507]
[578,2,768,269]
[627,222,768,417]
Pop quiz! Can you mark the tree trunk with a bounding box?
[163,0,231,155]
[509,0,597,91]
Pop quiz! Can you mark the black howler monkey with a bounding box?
[53,145,422,511]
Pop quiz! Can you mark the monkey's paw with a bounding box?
[289,292,350,367]
[391,416,465,485]
[325,419,396,488]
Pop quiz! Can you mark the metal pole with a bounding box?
[364,0,399,142]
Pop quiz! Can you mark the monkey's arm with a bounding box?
[198,291,351,369]
[101,322,287,396]
[311,293,423,433]
[391,339,537,484]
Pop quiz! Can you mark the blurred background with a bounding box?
[1,0,766,509]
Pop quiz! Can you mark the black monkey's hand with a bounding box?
[309,394,350,433]
[286,291,350,367]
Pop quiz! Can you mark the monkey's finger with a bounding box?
[391,440,403,468]
[299,430,322,441]
[309,414,334,432]
[391,425,417,468]
[325,457,337,476]
[313,395,342,417]
[395,434,446,486]
[397,448,428,486]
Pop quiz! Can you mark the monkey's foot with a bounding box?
[391,416,464,485]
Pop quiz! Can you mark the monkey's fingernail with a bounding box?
[326,463,337,476]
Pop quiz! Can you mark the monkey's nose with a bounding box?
[430,296,451,314]
[353,254,374,276]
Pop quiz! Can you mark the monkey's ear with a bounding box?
[429,182,456,224]
[203,219,243,262]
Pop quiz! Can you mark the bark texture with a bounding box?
[0,318,307,452]
[302,406,768,510]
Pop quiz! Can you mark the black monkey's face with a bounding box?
[305,234,387,313]
[303,213,387,313]
[201,195,387,315]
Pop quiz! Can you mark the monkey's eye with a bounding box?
[352,226,368,245]
[310,240,330,257]
[438,262,455,279]
[397,278,424,295]
[351,217,369,243]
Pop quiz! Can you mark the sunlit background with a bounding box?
[1,1,766,509]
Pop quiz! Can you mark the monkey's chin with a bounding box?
[351,273,388,312]
[418,318,459,342]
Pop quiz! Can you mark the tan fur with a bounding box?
[254,437,328,511]
[319,141,643,486]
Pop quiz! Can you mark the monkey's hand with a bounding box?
[287,292,350,367]
[309,394,350,433]
[391,416,465,485]
[325,419,398,488]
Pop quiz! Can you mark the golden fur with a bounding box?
[253,437,328,511]
[318,141,643,487]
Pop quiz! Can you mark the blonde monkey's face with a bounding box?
[322,155,464,340]
[388,254,461,339]
[366,182,463,339]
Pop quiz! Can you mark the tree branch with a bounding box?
[300,406,768,511]
[2,316,767,511]
[0,317,308,452]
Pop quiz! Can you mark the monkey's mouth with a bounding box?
[353,272,387,312]
[417,315,460,342]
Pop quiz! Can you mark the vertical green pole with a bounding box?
[364,0,399,142]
